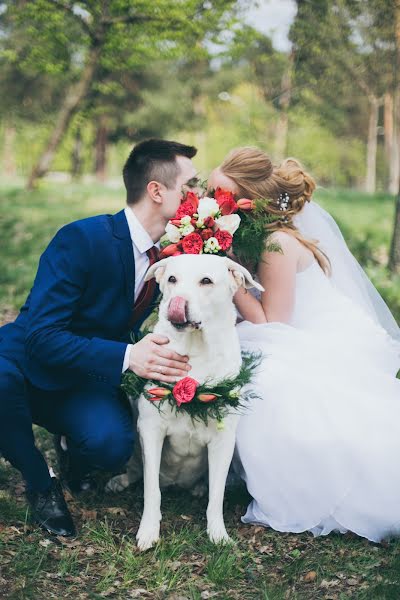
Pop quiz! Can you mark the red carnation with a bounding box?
[185,191,199,211]
[201,228,214,241]
[176,201,196,219]
[214,229,233,251]
[173,377,199,407]
[181,232,203,254]
[214,187,238,216]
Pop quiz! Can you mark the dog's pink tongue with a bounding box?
[168,296,187,324]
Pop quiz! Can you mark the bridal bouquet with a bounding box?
[159,188,255,258]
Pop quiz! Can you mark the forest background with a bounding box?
[2,3,400,599]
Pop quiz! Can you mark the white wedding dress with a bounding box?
[235,204,400,543]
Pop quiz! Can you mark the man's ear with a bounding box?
[145,257,169,284]
[225,257,265,292]
[147,180,163,203]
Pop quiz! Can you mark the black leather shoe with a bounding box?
[54,435,94,494]
[27,478,76,537]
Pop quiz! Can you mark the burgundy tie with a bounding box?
[130,246,159,328]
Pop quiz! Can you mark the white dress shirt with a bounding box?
[122,206,160,372]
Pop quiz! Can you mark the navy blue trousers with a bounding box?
[0,356,135,493]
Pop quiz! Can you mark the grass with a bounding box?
[1,181,400,599]
[3,446,400,600]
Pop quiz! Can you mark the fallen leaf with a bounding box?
[319,579,339,588]
[80,509,97,520]
[129,589,148,598]
[180,515,192,521]
[304,570,317,583]
[106,507,127,516]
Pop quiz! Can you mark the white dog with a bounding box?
[107,254,263,550]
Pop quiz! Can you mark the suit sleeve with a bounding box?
[25,223,127,387]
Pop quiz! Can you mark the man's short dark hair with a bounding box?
[123,139,197,204]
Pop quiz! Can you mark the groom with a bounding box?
[0,139,197,537]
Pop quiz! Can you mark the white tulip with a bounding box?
[215,214,241,235]
[197,197,220,221]
[165,223,181,243]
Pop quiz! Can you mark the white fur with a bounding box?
[106,254,263,550]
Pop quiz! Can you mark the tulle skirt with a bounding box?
[235,316,400,543]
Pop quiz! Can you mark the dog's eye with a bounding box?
[200,277,213,285]
[168,275,177,284]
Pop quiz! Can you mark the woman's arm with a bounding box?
[234,232,298,324]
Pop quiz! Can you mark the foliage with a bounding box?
[122,352,261,425]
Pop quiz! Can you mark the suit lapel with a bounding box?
[112,210,135,309]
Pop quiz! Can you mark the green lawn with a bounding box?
[1,182,400,599]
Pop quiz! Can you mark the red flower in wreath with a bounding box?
[214,229,233,251]
[215,187,238,216]
[201,228,214,241]
[185,191,199,211]
[181,232,203,254]
[160,243,182,258]
[173,377,199,407]
[176,201,196,219]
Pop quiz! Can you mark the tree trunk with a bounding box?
[365,95,379,194]
[274,51,293,161]
[94,115,108,182]
[27,46,100,189]
[389,0,400,272]
[385,92,400,194]
[3,124,17,177]
[71,125,83,180]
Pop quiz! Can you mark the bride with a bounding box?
[208,147,400,543]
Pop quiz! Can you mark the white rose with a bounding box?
[203,237,221,254]
[165,223,181,243]
[215,214,241,235]
[180,223,195,236]
[197,197,220,221]
[180,215,191,225]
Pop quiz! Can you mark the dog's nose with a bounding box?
[168,296,188,324]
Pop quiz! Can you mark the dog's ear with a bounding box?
[225,258,265,292]
[145,257,169,284]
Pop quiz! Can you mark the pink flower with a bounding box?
[176,201,196,219]
[237,198,255,211]
[214,229,233,251]
[181,232,203,254]
[173,377,199,407]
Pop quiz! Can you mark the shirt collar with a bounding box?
[124,206,159,254]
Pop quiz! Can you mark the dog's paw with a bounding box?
[191,482,207,498]
[105,473,130,493]
[207,523,233,545]
[136,523,160,551]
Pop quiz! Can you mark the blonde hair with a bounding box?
[220,147,331,274]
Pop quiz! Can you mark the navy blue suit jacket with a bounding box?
[0,209,158,391]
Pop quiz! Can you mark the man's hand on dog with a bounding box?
[129,334,191,382]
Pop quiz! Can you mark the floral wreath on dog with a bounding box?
[122,352,261,427]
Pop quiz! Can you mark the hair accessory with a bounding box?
[277,192,290,211]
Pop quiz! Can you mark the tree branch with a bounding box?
[48,0,95,40]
